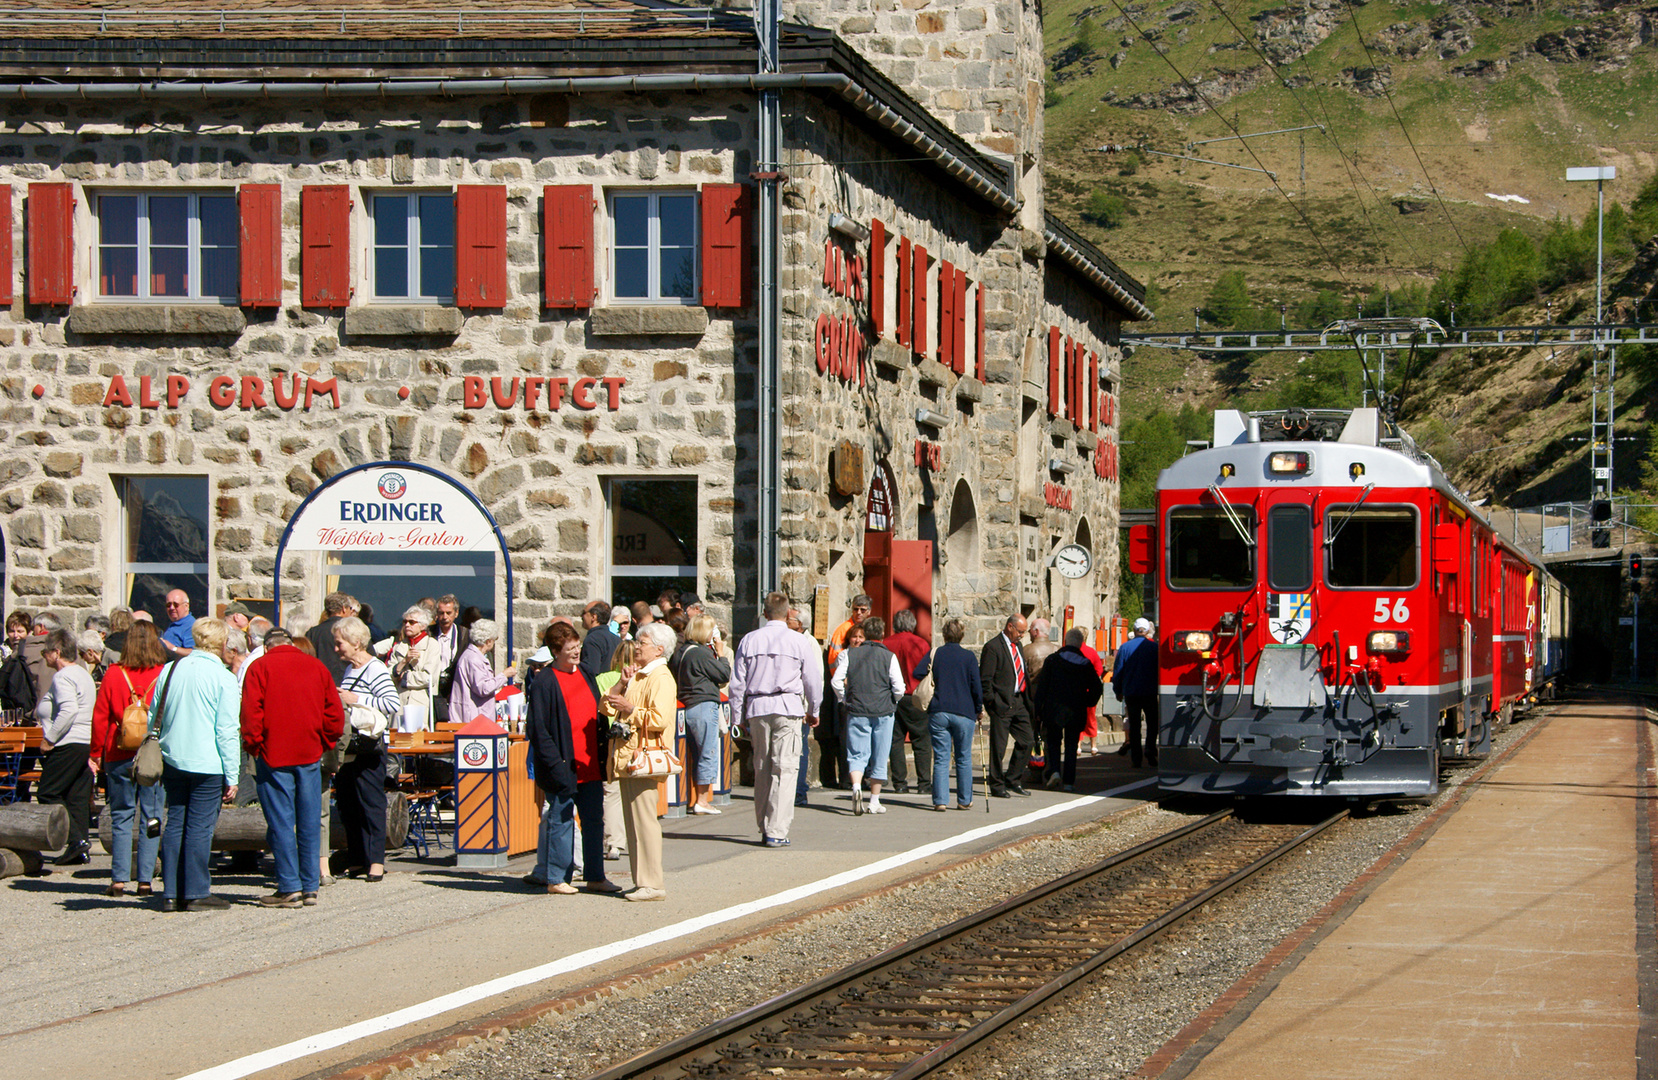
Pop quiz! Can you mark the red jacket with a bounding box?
[241,645,345,767]
[90,664,164,765]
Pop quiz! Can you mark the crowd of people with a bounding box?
[0,584,1156,909]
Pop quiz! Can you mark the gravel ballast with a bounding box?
[392,714,1547,1080]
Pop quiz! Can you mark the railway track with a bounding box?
[587,808,1347,1080]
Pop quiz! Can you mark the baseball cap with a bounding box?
[1133,617,1153,634]
[679,593,703,609]
[225,600,255,617]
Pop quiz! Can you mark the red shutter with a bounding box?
[974,282,985,382]
[700,183,751,309]
[300,185,350,308]
[0,186,12,305]
[1089,351,1100,433]
[895,236,911,347]
[543,185,593,309]
[28,182,72,305]
[869,218,885,338]
[455,185,507,308]
[1047,326,1062,417]
[937,259,955,368]
[952,268,967,374]
[1063,336,1076,423]
[911,243,928,360]
[238,183,282,308]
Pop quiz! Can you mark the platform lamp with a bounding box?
[1566,166,1616,328]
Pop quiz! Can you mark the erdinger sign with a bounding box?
[284,466,499,552]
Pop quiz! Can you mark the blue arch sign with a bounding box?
[273,461,515,653]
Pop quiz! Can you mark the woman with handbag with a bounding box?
[673,614,730,816]
[34,628,98,866]
[913,618,984,811]
[526,622,622,895]
[330,616,401,882]
[601,621,677,902]
[90,622,168,895]
[151,618,242,910]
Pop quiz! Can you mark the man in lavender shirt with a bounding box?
[729,591,823,847]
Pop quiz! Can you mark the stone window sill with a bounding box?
[590,306,709,336]
[343,306,464,337]
[68,305,247,335]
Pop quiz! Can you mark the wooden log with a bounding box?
[0,803,68,851]
[0,847,44,879]
[98,793,412,853]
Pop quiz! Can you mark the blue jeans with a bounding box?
[161,767,224,902]
[683,701,722,785]
[845,714,895,781]
[256,760,322,894]
[534,779,606,885]
[930,711,976,807]
[795,720,811,804]
[104,758,163,885]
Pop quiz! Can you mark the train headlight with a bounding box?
[1172,631,1213,653]
[1368,630,1411,654]
[1268,451,1311,474]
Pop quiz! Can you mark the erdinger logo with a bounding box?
[377,472,408,500]
[461,741,490,767]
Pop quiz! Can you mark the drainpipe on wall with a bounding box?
[755,0,782,608]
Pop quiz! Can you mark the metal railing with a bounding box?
[0,6,745,35]
[1124,322,1658,354]
[1490,501,1658,560]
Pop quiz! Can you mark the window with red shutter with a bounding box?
[0,187,12,306]
[911,244,928,360]
[1063,336,1076,424]
[974,283,985,381]
[28,182,73,305]
[1047,326,1062,417]
[869,218,886,338]
[455,184,507,309]
[1073,340,1085,430]
[301,185,350,308]
[238,183,282,308]
[700,183,751,308]
[952,268,967,374]
[937,259,955,369]
[1089,351,1100,433]
[543,185,593,310]
[896,237,911,347]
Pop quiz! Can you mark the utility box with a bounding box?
[454,716,510,869]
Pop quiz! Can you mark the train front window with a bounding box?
[1268,504,1312,591]
[1326,507,1417,588]
[1168,508,1255,589]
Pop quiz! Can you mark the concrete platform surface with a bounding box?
[0,746,1152,1080]
[1163,702,1651,1080]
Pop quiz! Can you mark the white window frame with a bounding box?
[369,191,455,303]
[607,189,699,305]
[94,191,239,303]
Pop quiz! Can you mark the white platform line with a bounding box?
[181,778,1156,1080]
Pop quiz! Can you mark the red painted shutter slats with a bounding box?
[911,243,928,360]
[238,183,282,308]
[937,259,955,368]
[1089,351,1100,433]
[869,218,885,338]
[974,282,985,382]
[1047,326,1062,417]
[0,187,12,306]
[455,185,507,308]
[28,182,72,305]
[896,236,911,347]
[543,185,593,309]
[300,185,350,308]
[700,183,751,309]
[1072,339,1085,430]
[952,268,967,374]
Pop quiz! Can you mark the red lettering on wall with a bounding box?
[601,376,626,410]
[463,376,488,409]
[524,376,545,410]
[547,377,569,410]
[1094,438,1118,481]
[1043,481,1074,511]
[102,375,133,408]
[272,372,301,410]
[166,375,190,409]
[303,377,339,410]
[239,376,268,410]
[815,312,832,374]
[913,438,943,472]
[490,377,519,409]
[208,375,236,409]
[571,377,598,410]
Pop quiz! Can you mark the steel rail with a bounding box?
[586,808,1347,1080]
[1124,322,1658,353]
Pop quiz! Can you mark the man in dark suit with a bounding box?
[578,600,619,678]
[306,592,355,683]
[979,614,1034,798]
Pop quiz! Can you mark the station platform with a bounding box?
[1145,696,1654,1080]
[0,739,1154,1080]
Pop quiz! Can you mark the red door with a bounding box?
[863,533,934,642]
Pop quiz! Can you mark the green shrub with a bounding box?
[1083,190,1126,228]
[1204,270,1252,327]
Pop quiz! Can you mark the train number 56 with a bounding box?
[1373,598,1410,623]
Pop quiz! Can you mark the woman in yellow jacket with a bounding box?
[601,620,678,901]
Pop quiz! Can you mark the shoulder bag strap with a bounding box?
[121,667,139,705]
[147,659,183,739]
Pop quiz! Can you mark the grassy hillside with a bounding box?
[1041,0,1658,504]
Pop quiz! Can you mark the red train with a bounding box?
[1129,408,1569,798]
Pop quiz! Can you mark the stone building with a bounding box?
[0,0,1148,657]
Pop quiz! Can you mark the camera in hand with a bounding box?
[607,718,633,741]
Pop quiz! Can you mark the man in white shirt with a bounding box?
[430,594,462,722]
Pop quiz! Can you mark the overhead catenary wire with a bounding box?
[1100,0,1350,283]
[1343,0,1470,255]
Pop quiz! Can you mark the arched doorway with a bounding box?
[945,479,980,571]
[274,461,515,653]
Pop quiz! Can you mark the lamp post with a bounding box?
[1567,165,1618,500]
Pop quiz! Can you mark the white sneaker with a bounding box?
[689,804,722,815]
[868,800,886,814]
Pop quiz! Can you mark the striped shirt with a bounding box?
[340,659,400,718]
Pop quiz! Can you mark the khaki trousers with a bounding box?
[750,712,803,842]
[618,777,663,891]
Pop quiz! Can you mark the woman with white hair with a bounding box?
[384,605,443,731]
[447,618,516,726]
[35,627,98,865]
[601,620,676,901]
[330,616,401,882]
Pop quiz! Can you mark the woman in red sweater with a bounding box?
[90,623,168,896]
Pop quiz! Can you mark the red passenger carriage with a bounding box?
[1130,408,1565,798]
